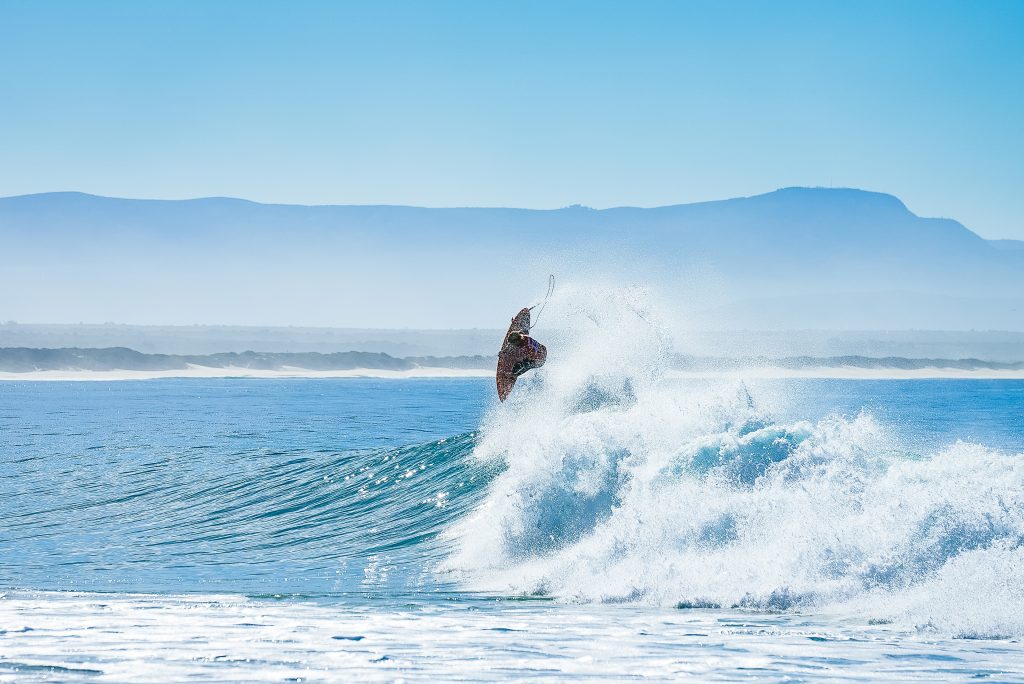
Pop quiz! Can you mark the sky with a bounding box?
[1,0,1022,239]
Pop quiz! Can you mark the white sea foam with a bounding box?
[447,286,1024,638]
[6,591,1021,682]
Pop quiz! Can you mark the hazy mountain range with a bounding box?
[1,187,1022,331]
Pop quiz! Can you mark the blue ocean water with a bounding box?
[2,376,1023,681]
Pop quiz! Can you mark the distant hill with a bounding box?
[0,347,492,373]
[2,347,1021,374]
[3,323,1024,362]
[1,188,1022,330]
[0,322,499,357]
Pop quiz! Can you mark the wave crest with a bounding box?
[445,288,1024,637]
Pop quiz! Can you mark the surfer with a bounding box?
[496,276,554,401]
[496,307,547,401]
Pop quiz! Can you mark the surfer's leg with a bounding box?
[511,358,542,377]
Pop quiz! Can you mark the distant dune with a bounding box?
[2,346,1022,381]
[0,347,493,373]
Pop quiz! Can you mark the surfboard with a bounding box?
[496,308,547,401]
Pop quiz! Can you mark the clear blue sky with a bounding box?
[1,0,1022,238]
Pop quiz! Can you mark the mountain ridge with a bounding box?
[0,186,932,216]
[2,187,1021,330]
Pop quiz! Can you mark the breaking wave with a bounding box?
[444,287,1024,638]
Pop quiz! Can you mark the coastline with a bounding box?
[2,365,1024,381]
[669,367,1024,380]
[0,365,494,381]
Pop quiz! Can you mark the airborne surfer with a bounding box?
[496,277,554,401]
[496,308,547,401]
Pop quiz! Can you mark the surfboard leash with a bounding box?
[529,274,556,328]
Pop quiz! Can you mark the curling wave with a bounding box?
[444,287,1024,638]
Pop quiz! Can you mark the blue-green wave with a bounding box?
[1,430,498,594]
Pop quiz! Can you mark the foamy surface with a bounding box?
[3,592,1022,682]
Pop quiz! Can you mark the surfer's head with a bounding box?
[507,331,524,346]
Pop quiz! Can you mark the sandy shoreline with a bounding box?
[668,367,1024,380]
[2,365,1024,381]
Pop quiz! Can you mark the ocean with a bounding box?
[2,374,1023,682]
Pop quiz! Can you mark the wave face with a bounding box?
[444,287,1024,638]
[0,378,493,594]
[2,433,494,593]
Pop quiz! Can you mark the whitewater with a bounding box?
[2,289,1023,681]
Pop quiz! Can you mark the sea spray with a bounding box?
[446,287,1024,638]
